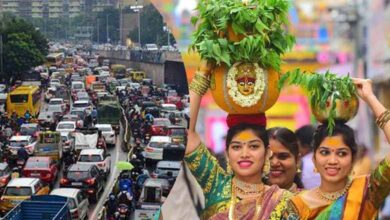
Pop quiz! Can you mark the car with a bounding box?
[1,178,50,212]
[19,123,41,138]
[94,124,116,146]
[49,98,65,107]
[72,100,92,111]
[50,188,89,220]
[75,91,90,102]
[22,156,58,185]
[46,104,67,117]
[145,136,172,161]
[71,81,85,92]
[77,149,111,177]
[60,164,105,203]
[49,79,61,88]
[69,110,87,125]
[150,118,172,136]
[8,135,37,155]
[0,163,11,194]
[56,121,77,135]
[154,161,181,178]
[61,114,84,128]
[167,126,187,145]
[161,143,185,161]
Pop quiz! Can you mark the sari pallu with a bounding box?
[185,143,292,220]
[286,159,390,220]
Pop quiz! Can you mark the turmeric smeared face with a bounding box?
[227,130,266,182]
[313,135,353,184]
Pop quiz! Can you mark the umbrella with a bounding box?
[116,161,134,171]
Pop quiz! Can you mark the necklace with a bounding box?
[315,179,352,202]
[229,177,265,220]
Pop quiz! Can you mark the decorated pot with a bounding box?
[209,62,281,114]
[311,94,359,123]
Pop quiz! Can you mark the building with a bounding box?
[0,0,118,18]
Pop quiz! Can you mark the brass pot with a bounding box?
[312,94,359,123]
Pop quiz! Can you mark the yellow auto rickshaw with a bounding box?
[131,71,146,82]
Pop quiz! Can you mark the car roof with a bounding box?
[144,178,169,187]
[50,188,80,198]
[94,124,112,128]
[58,121,76,125]
[156,161,181,169]
[79,149,104,155]
[74,100,89,104]
[10,136,31,141]
[21,123,38,128]
[7,178,39,187]
[150,136,171,142]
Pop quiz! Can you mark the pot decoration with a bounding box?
[210,63,280,114]
[190,0,295,114]
[279,70,358,134]
[311,94,359,123]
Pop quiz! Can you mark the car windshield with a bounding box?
[4,187,32,196]
[48,105,62,112]
[50,100,62,105]
[170,129,185,135]
[79,155,102,162]
[9,141,28,148]
[25,160,49,168]
[57,123,75,129]
[20,127,36,135]
[67,171,90,179]
[149,142,166,148]
[73,102,88,108]
[72,84,83,89]
[97,127,112,132]
[154,120,170,126]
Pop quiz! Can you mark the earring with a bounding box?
[263,156,270,175]
[313,167,318,173]
[297,168,302,174]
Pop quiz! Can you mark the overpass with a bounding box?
[96,50,188,94]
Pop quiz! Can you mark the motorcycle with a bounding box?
[114,203,131,220]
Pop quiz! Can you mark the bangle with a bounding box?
[189,71,210,96]
[376,109,390,129]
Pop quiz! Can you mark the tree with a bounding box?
[0,13,48,81]
[93,7,120,43]
[128,4,176,46]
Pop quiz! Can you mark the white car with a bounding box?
[56,121,76,134]
[2,178,47,202]
[72,100,92,111]
[51,188,89,220]
[49,79,61,88]
[154,161,181,178]
[145,136,172,160]
[77,149,111,177]
[8,135,37,155]
[94,124,116,146]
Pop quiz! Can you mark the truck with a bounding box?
[72,128,99,153]
[34,131,63,165]
[96,95,121,134]
[2,195,71,220]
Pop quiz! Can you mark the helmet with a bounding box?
[13,167,19,172]
[122,184,128,190]
[109,193,116,200]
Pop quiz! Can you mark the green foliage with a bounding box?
[0,13,48,80]
[128,4,176,46]
[94,7,120,43]
[190,0,295,70]
[278,70,356,134]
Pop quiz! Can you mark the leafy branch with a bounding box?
[278,69,356,134]
[190,0,295,71]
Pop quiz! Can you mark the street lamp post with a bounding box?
[130,4,143,46]
[163,25,171,46]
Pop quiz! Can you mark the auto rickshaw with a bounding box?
[130,71,146,82]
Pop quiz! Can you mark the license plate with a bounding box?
[72,182,82,186]
[30,173,40,177]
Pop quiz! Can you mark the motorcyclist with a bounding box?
[105,193,118,219]
[11,167,20,179]
[97,131,107,151]
[118,171,133,195]
[24,110,31,123]
[17,145,29,162]
[117,184,133,208]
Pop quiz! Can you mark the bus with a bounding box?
[45,53,64,68]
[6,85,42,117]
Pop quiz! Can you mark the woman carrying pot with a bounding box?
[185,61,292,220]
[267,127,304,194]
[284,78,390,219]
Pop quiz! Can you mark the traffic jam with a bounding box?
[0,43,188,220]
